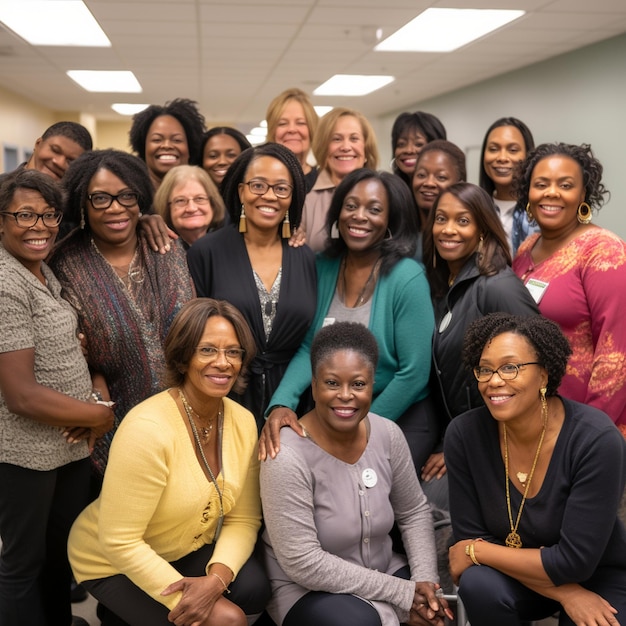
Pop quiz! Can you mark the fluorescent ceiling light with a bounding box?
[0,1,110,47]
[314,75,394,97]
[375,8,525,53]
[112,103,150,116]
[67,70,142,93]
[249,126,267,137]
[314,106,333,117]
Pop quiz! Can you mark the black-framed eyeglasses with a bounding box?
[473,362,542,383]
[0,210,63,229]
[88,191,139,210]
[244,180,293,199]
[194,346,246,363]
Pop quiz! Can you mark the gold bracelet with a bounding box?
[210,572,231,594]
[468,542,481,566]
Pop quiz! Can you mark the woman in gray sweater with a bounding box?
[260,322,450,626]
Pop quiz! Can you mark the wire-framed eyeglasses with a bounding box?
[473,362,541,383]
[0,210,63,229]
[194,346,246,364]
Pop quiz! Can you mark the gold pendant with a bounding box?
[506,531,522,548]
[516,471,528,484]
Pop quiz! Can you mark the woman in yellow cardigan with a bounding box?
[68,299,270,626]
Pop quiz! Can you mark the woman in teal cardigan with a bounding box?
[260,169,436,469]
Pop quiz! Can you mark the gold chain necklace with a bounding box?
[503,393,548,548]
[179,388,219,444]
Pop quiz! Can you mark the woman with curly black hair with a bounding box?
[187,143,316,429]
[48,149,194,481]
[512,143,626,436]
[446,312,626,626]
[129,98,206,190]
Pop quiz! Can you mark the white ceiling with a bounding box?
[0,0,625,130]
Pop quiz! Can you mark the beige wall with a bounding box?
[0,88,135,172]
[96,120,132,152]
[0,86,55,170]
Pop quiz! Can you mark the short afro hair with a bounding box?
[129,98,206,165]
[462,313,572,396]
[41,121,93,152]
[310,322,379,377]
[0,168,64,214]
[62,149,154,230]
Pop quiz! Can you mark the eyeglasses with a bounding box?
[0,210,63,229]
[194,346,246,363]
[244,180,293,199]
[88,191,139,210]
[170,196,210,209]
[473,362,541,383]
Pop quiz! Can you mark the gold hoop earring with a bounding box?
[477,235,484,256]
[577,202,592,225]
[282,213,291,238]
[330,221,340,239]
[525,202,535,224]
[238,204,247,233]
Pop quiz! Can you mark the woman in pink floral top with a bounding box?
[512,142,626,436]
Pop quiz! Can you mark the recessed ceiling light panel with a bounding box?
[68,71,142,93]
[375,8,525,53]
[313,74,394,97]
[0,1,111,47]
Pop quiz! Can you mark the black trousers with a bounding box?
[459,564,626,626]
[282,565,410,626]
[0,458,91,626]
[83,542,271,626]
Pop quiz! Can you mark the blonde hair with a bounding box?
[153,165,225,231]
[312,107,379,174]
[266,88,319,146]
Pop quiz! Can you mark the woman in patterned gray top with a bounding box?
[0,169,114,626]
[260,322,450,626]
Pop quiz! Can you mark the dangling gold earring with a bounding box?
[80,207,85,230]
[577,202,592,224]
[525,202,535,224]
[540,387,548,423]
[238,204,247,233]
[282,213,291,238]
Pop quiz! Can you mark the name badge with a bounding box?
[525,278,549,304]
[322,317,336,327]
[362,468,378,488]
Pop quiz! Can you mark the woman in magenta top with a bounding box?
[512,142,626,436]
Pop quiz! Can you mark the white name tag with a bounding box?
[322,317,336,327]
[525,278,549,304]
